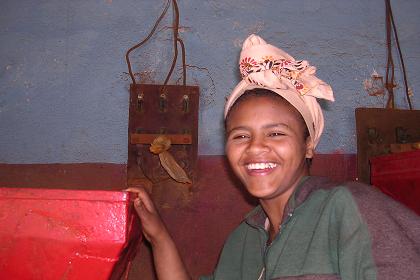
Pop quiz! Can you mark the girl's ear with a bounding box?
[305,136,315,159]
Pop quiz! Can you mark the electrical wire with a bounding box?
[177,38,187,86]
[161,0,187,91]
[384,0,413,110]
[125,0,187,89]
[388,0,412,110]
[125,0,171,85]
[161,0,180,90]
[385,0,395,108]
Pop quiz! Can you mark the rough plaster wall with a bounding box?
[0,0,419,163]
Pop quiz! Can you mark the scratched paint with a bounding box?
[0,0,419,163]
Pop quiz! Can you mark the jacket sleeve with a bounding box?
[333,187,376,279]
[199,274,214,280]
[344,182,420,280]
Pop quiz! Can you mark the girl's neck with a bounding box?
[259,171,309,240]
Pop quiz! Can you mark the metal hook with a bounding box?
[159,93,167,112]
[137,93,144,112]
[182,95,189,113]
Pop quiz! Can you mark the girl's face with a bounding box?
[225,95,314,203]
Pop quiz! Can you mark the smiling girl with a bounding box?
[225,90,313,243]
[127,34,420,280]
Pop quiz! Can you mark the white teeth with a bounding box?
[246,163,277,170]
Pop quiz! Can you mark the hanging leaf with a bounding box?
[158,151,192,184]
[150,135,171,154]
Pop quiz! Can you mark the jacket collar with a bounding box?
[245,176,334,228]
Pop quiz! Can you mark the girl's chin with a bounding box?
[245,186,275,199]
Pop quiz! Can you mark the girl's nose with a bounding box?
[246,136,269,155]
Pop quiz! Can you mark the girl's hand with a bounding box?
[124,187,191,280]
[125,187,169,246]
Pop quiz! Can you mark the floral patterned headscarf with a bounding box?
[224,34,334,148]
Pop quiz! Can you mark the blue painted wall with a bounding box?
[0,0,419,164]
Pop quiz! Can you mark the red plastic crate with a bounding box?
[0,188,140,280]
[370,150,420,215]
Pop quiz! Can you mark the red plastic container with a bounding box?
[370,150,420,215]
[0,188,140,280]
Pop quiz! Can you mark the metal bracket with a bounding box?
[127,84,199,187]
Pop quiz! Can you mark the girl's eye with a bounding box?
[233,134,249,140]
[268,132,285,137]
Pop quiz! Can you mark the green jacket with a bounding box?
[200,176,420,280]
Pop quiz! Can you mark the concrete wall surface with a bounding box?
[1,0,419,163]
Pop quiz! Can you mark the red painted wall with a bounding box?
[0,163,126,190]
[0,154,356,279]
